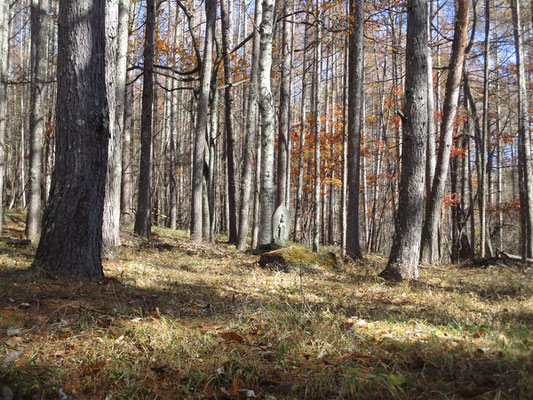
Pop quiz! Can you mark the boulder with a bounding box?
[258,246,330,273]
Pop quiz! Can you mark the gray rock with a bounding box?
[6,327,21,336]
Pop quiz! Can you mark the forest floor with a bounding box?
[1,211,532,400]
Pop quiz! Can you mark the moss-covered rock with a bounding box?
[258,246,338,272]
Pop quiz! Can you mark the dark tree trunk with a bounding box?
[33,0,109,279]
[380,0,428,281]
[346,0,364,260]
[511,0,533,260]
[134,0,155,238]
[26,0,50,242]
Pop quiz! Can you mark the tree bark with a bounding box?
[257,0,276,248]
[312,25,322,253]
[221,0,238,243]
[380,0,428,281]
[237,0,262,250]
[0,0,9,235]
[276,0,291,210]
[33,0,109,279]
[420,0,469,264]
[511,0,533,259]
[26,0,50,242]
[294,23,309,243]
[120,0,135,226]
[426,1,436,199]
[346,0,364,260]
[479,0,490,258]
[191,0,216,243]
[102,0,120,258]
[134,0,155,238]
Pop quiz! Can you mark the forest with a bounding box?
[0,0,533,398]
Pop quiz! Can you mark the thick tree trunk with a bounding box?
[380,0,428,281]
[420,0,469,264]
[33,0,109,279]
[511,0,533,259]
[102,0,120,258]
[134,0,155,239]
[237,0,262,250]
[26,0,50,242]
[257,0,276,248]
[0,0,8,235]
[191,0,216,243]
[346,0,364,260]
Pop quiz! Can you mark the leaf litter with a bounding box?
[0,215,532,399]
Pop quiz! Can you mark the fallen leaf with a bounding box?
[339,322,354,332]
[109,326,122,338]
[351,353,376,359]
[232,379,239,396]
[4,336,23,347]
[471,331,484,339]
[220,331,245,343]
[83,361,106,374]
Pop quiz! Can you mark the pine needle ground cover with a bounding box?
[1,213,532,399]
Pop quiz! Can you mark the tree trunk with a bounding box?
[276,0,291,210]
[257,0,276,248]
[114,0,130,225]
[312,25,322,253]
[346,0,364,260]
[237,0,262,250]
[26,0,50,242]
[120,1,135,226]
[426,1,436,199]
[120,67,135,226]
[134,0,155,239]
[33,0,109,279]
[479,0,490,258]
[511,0,533,260]
[380,0,428,281]
[220,0,238,243]
[420,0,469,264]
[0,0,9,235]
[191,0,216,243]
[102,0,120,258]
[294,24,309,243]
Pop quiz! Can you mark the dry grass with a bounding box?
[1,211,532,399]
